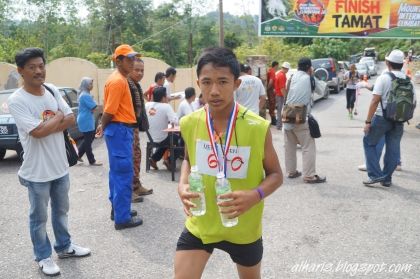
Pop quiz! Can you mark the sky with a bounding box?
[152,0,260,16]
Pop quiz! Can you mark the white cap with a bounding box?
[282,62,291,69]
[385,50,404,64]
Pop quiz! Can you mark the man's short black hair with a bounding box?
[166,67,177,77]
[15,48,46,68]
[271,61,279,67]
[240,63,251,73]
[155,72,165,82]
[184,87,196,99]
[153,86,167,102]
[298,57,312,72]
[388,61,403,70]
[196,47,240,79]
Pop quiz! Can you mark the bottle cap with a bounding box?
[191,165,198,172]
[216,172,225,179]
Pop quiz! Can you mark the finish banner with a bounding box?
[259,0,419,38]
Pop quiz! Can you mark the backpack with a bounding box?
[381,72,416,123]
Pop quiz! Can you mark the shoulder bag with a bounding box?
[43,84,79,167]
[281,75,307,124]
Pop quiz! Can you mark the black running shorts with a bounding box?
[176,228,263,267]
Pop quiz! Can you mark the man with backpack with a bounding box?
[363,49,416,187]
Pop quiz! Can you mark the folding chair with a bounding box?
[145,130,161,172]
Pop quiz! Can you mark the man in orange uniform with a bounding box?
[98,44,143,230]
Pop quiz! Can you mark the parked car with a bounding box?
[363,47,377,62]
[0,87,103,161]
[287,69,329,107]
[363,60,377,76]
[312,58,344,93]
[355,63,371,79]
[349,53,363,64]
[338,61,349,71]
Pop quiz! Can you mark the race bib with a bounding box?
[195,139,251,179]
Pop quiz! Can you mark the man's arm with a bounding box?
[259,96,266,111]
[30,111,65,138]
[99,112,114,132]
[55,113,75,132]
[364,94,381,133]
[218,128,283,218]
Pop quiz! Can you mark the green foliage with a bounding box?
[86,52,110,68]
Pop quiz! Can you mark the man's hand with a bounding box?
[178,183,200,217]
[55,110,64,120]
[364,123,371,134]
[217,190,260,219]
[95,124,103,138]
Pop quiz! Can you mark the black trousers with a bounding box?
[346,88,356,109]
[78,130,96,164]
[151,134,181,162]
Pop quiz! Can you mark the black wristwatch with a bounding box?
[365,120,371,124]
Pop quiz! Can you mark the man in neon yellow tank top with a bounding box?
[175,47,283,279]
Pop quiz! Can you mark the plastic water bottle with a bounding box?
[188,166,206,216]
[215,172,238,227]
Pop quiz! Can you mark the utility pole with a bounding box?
[219,0,224,47]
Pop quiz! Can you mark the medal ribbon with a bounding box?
[205,102,239,178]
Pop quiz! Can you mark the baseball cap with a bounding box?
[385,50,404,64]
[113,44,139,60]
[282,62,291,69]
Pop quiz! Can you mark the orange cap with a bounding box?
[113,44,140,60]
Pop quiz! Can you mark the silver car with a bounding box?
[363,60,377,76]
[355,63,370,79]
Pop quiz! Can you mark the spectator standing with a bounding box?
[177,87,196,120]
[234,63,266,115]
[175,47,283,279]
[164,67,177,96]
[146,87,179,171]
[344,64,360,119]
[127,59,153,199]
[362,49,415,187]
[191,93,205,111]
[77,77,102,166]
[144,72,165,101]
[266,61,279,125]
[98,44,143,230]
[283,58,326,183]
[274,62,290,130]
[8,48,90,276]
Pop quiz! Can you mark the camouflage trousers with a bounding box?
[132,128,142,191]
[267,88,276,117]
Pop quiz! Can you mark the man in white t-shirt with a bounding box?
[191,93,205,111]
[163,66,177,96]
[145,86,179,170]
[177,87,196,120]
[7,48,90,276]
[363,49,416,187]
[234,64,266,114]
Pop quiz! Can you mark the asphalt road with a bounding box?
[1,67,419,279]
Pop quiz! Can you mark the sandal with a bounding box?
[288,171,302,179]
[304,175,326,184]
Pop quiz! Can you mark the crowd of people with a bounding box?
[6,43,416,278]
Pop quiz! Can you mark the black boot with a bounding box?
[271,116,277,126]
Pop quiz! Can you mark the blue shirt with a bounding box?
[77,92,97,132]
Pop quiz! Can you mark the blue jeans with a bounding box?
[18,174,71,261]
[373,136,401,166]
[363,115,403,182]
[104,123,134,224]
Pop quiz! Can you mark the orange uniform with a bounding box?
[104,71,136,124]
[274,71,287,97]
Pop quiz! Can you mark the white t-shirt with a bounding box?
[234,75,265,114]
[191,98,203,111]
[145,102,178,143]
[7,84,73,182]
[163,79,172,95]
[373,70,416,116]
[177,99,194,120]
